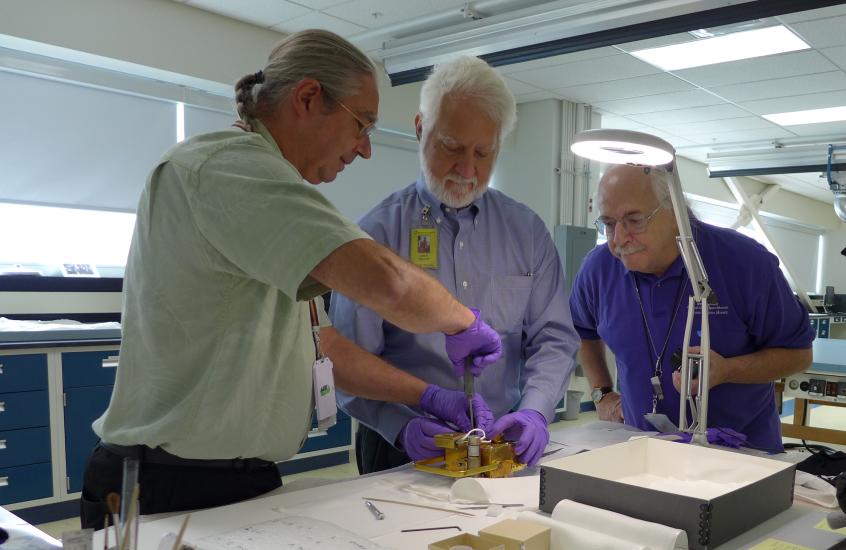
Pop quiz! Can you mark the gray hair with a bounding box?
[419,56,516,144]
[647,166,675,211]
[235,29,376,122]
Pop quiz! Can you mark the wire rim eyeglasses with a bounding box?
[595,204,663,238]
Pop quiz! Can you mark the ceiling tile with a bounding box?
[740,90,846,115]
[673,50,837,88]
[661,116,778,136]
[289,0,351,9]
[502,76,540,96]
[324,0,466,29]
[514,90,563,104]
[680,127,797,146]
[508,54,659,89]
[628,104,749,126]
[186,0,310,27]
[555,73,693,103]
[711,71,846,103]
[821,45,846,71]
[789,16,846,49]
[599,116,650,131]
[497,47,618,75]
[591,90,724,116]
[273,11,367,37]
[778,5,846,24]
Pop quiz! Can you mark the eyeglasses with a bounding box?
[334,98,377,138]
[595,205,663,238]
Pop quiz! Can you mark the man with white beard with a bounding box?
[330,56,580,473]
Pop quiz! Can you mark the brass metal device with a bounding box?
[414,433,525,478]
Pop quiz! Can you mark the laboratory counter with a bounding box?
[89,422,845,550]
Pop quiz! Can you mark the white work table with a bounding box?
[91,422,844,550]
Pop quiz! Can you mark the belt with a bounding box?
[99,442,275,471]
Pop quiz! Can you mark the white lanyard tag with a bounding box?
[312,356,337,430]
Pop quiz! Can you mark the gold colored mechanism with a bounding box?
[414,433,525,478]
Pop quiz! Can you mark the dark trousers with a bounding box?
[80,443,282,530]
[355,424,412,474]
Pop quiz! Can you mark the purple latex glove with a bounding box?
[419,384,494,433]
[488,409,549,466]
[669,427,748,448]
[401,417,454,461]
[444,308,502,377]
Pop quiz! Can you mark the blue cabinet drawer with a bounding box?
[0,354,48,392]
[0,390,49,430]
[0,462,52,505]
[62,350,119,388]
[0,427,51,468]
[299,417,351,454]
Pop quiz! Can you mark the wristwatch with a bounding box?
[590,386,614,404]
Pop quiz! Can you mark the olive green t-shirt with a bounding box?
[93,122,369,460]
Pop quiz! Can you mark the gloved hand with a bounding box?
[401,417,454,461]
[488,409,549,466]
[445,308,502,377]
[668,427,748,448]
[419,384,494,433]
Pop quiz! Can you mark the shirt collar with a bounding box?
[414,173,482,218]
[251,119,284,159]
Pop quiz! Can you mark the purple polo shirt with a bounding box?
[331,177,580,446]
[569,219,814,451]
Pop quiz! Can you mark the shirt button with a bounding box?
[436,217,442,224]
[462,281,468,288]
[445,207,451,212]
[459,241,464,249]
[474,219,478,226]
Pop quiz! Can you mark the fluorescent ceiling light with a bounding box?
[630,25,810,71]
[763,106,846,126]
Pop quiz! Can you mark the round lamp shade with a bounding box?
[571,129,675,166]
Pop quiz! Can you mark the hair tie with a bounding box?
[254,70,265,83]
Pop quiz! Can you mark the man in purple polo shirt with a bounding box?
[569,164,814,452]
[330,56,580,473]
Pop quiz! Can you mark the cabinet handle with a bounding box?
[102,355,119,368]
[0,476,7,487]
[0,401,4,413]
[0,363,4,374]
[0,439,6,450]
[306,429,328,438]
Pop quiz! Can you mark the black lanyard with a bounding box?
[632,274,687,412]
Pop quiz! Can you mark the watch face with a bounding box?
[591,389,604,403]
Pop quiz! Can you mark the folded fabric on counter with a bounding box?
[518,499,688,550]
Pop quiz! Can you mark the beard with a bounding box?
[421,152,488,208]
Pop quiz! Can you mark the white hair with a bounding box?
[418,56,516,144]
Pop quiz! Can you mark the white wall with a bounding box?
[493,99,562,230]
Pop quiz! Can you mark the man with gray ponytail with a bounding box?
[80,30,502,528]
[331,56,580,473]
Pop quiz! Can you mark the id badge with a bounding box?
[410,228,438,269]
[312,357,337,430]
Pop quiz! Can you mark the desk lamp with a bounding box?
[571,129,715,445]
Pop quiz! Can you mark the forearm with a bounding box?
[321,327,428,405]
[311,239,474,334]
[578,339,613,388]
[717,347,812,385]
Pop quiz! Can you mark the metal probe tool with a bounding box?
[463,356,474,429]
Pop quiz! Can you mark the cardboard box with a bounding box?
[478,519,550,550]
[428,533,505,550]
[539,438,795,550]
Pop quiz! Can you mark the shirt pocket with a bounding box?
[487,275,533,333]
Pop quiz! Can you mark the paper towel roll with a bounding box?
[551,500,687,550]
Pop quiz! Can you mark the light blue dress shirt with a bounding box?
[330,176,580,446]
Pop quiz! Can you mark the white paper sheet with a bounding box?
[193,516,388,549]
